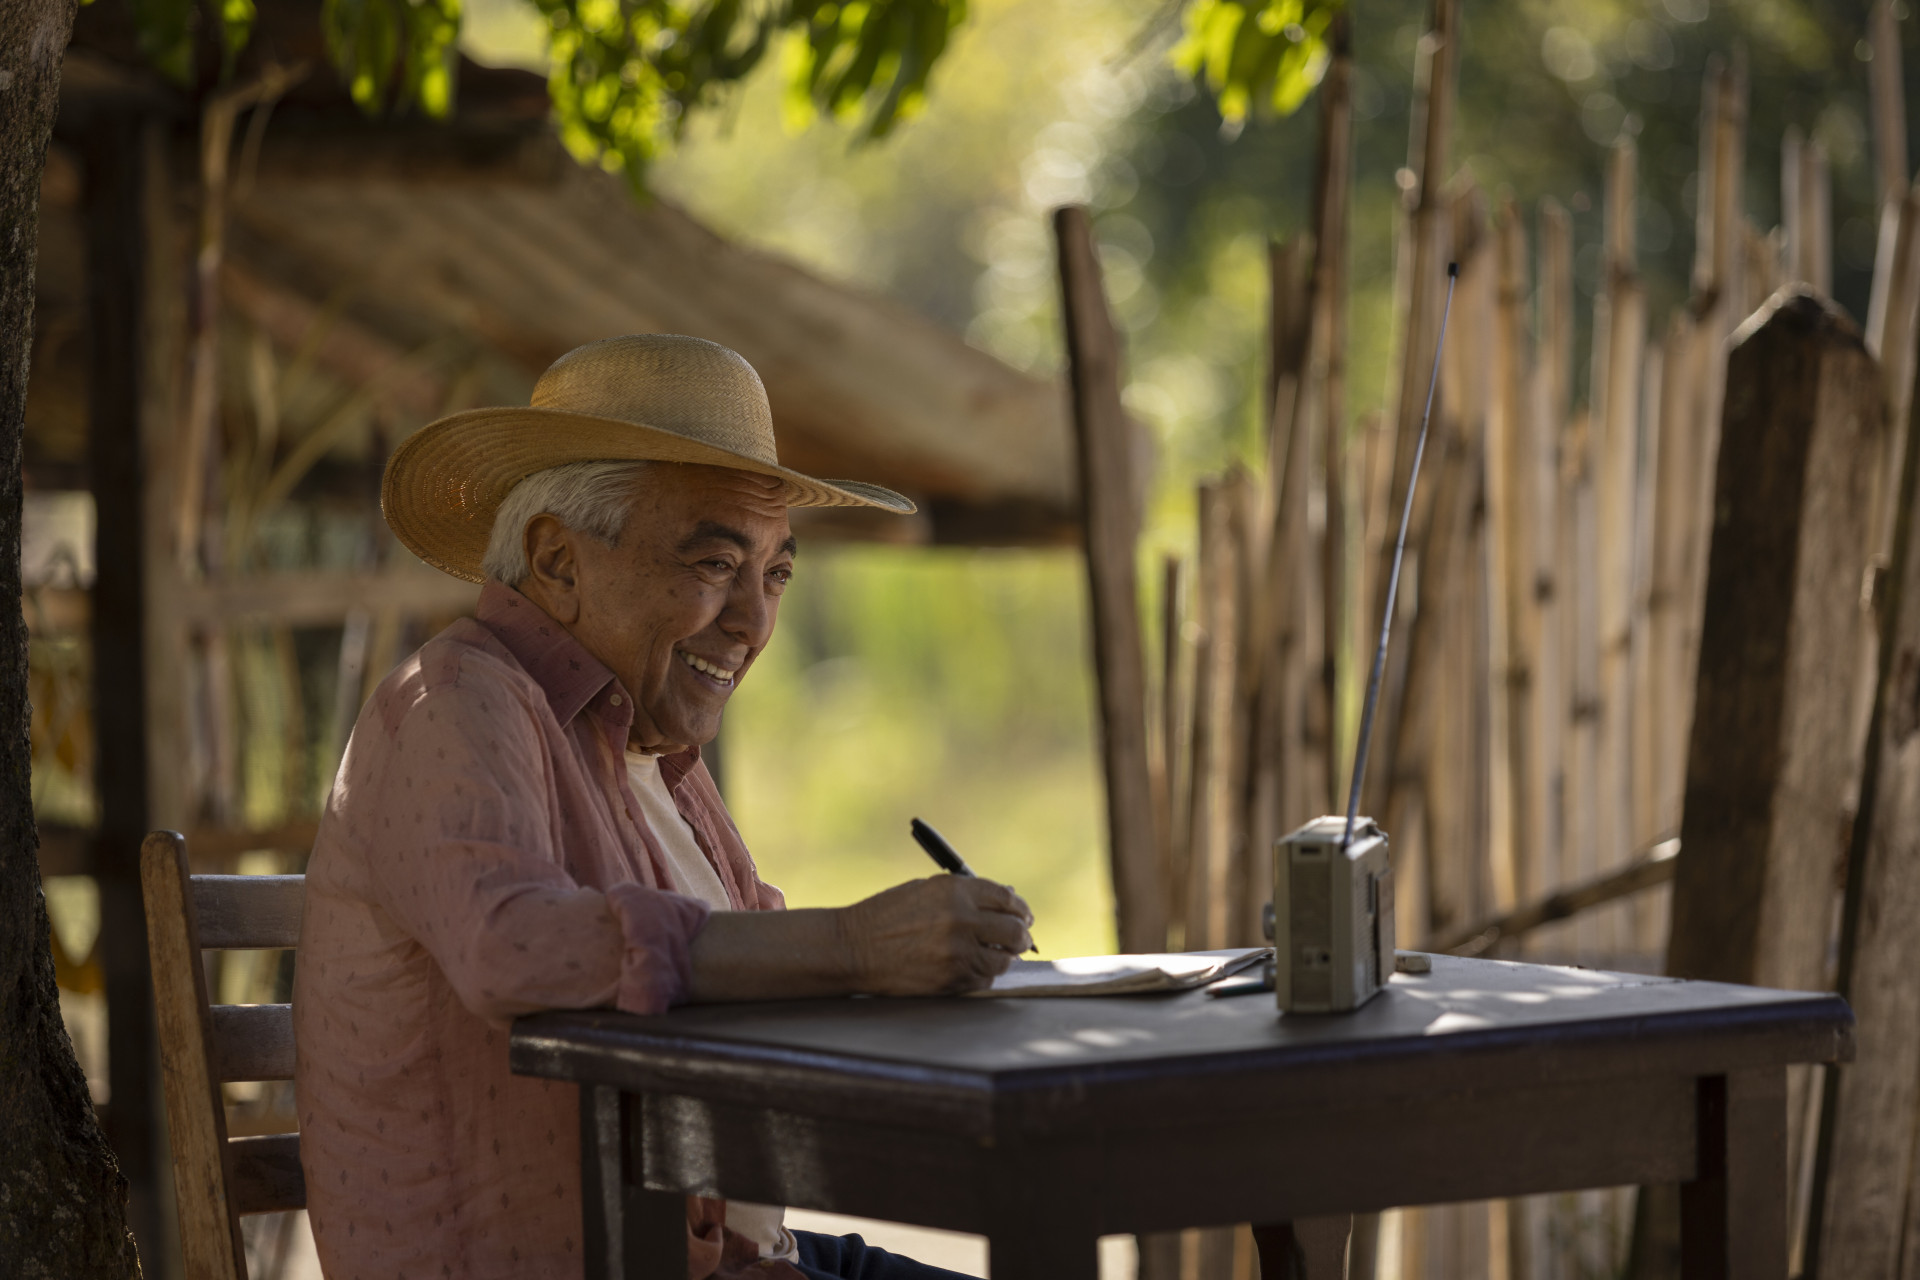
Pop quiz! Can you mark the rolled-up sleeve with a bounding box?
[359,663,710,1024]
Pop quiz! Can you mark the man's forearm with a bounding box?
[683,908,858,1002]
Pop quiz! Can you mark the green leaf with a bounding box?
[1172,0,1343,125]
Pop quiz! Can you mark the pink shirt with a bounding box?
[294,582,793,1280]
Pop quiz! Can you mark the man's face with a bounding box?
[521,464,794,753]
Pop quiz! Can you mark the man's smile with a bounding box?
[678,648,738,687]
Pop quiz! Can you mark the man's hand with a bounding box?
[683,878,1034,1003]
[838,877,1035,996]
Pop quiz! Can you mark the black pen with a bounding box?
[909,818,1036,953]
[910,817,976,877]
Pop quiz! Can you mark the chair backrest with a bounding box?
[141,830,306,1280]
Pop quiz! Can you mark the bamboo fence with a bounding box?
[1058,0,1920,1275]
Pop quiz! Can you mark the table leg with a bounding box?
[1679,1069,1787,1279]
[580,1085,687,1280]
[1253,1219,1351,1279]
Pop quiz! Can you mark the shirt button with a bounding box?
[610,693,623,706]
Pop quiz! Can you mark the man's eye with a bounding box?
[770,568,793,585]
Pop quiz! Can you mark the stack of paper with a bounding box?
[970,948,1272,998]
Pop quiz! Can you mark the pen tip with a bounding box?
[1447,261,1459,278]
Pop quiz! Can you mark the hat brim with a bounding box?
[382,406,918,584]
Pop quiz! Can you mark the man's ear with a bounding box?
[522,514,583,625]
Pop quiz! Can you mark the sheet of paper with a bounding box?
[969,948,1272,998]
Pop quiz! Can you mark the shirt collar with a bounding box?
[476,581,622,729]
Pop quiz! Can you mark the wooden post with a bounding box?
[1666,288,1884,994]
[1849,179,1920,830]
[1054,205,1164,954]
[84,111,179,1271]
[1808,269,1920,1278]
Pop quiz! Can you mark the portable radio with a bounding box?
[1268,815,1395,1013]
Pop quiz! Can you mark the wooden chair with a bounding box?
[141,830,307,1280]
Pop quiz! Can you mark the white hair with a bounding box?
[481,461,651,586]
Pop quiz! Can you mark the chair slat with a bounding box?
[193,875,305,949]
[228,1132,307,1216]
[142,832,249,1280]
[210,1004,295,1082]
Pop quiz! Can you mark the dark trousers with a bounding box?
[792,1230,981,1280]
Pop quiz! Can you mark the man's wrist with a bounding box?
[826,904,866,993]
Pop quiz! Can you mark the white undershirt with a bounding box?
[623,748,796,1263]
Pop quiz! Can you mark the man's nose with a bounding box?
[719,575,776,648]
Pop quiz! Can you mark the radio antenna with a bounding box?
[1341,263,1459,851]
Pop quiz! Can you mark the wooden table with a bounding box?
[509,953,1852,1280]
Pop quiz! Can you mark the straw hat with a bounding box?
[382,334,916,582]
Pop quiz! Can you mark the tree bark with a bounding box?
[0,0,143,1274]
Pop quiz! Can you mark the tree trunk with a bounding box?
[0,0,143,1274]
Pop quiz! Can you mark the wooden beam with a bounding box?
[239,122,569,188]
[38,821,319,879]
[1053,206,1163,954]
[24,565,477,636]
[1666,288,1884,993]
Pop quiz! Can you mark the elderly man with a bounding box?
[294,335,1033,1280]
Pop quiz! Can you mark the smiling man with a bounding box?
[293,335,1031,1280]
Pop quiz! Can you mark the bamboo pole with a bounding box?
[1364,0,1457,824]
[1486,201,1530,910]
[1648,313,1697,843]
[1561,404,1600,955]
[1313,15,1354,798]
[1783,125,1805,286]
[1629,341,1666,951]
[1433,193,1495,931]
[1593,140,1647,952]
[1383,185,1488,943]
[1871,0,1909,213]
[1054,205,1166,954]
[1159,555,1189,948]
[1242,237,1314,952]
[1187,480,1240,953]
[1225,468,1270,947]
[1669,58,1747,846]
[1806,139,1833,296]
[1530,198,1573,934]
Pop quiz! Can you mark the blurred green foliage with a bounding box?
[724,547,1119,956]
[1172,0,1342,124]
[322,0,463,114]
[532,0,968,180]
